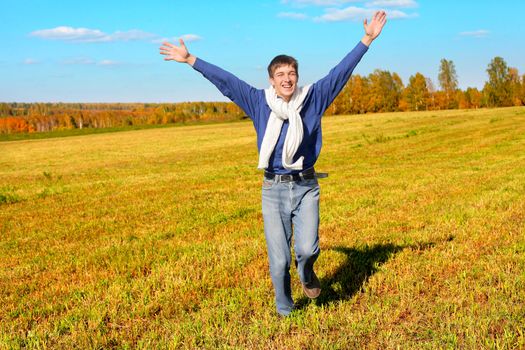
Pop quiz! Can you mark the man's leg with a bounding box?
[291,179,321,294]
[262,179,294,316]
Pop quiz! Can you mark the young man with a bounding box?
[160,11,386,316]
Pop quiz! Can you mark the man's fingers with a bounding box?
[369,10,386,29]
[159,48,173,55]
[379,12,387,26]
[159,38,187,61]
[373,10,385,21]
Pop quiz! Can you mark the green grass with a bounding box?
[1,107,524,349]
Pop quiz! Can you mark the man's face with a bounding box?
[270,65,298,102]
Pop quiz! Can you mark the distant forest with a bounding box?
[1,56,524,135]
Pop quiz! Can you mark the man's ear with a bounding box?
[269,76,275,87]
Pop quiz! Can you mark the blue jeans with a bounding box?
[261,176,320,316]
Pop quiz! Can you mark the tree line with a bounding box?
[326,56,524,115]
[0,102,245,134]
[1,56,524,135]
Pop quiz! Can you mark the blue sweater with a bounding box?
[193,41,368,174]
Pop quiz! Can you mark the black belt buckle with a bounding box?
[279,174,294,182]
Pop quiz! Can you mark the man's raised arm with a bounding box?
[310,10,387,114]
[159,38,260,120]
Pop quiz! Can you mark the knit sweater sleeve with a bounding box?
[193,58,260,121]
[310,41,369,115]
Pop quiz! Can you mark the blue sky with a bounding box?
[1,0,524,103]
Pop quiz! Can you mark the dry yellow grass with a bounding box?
[1,107,524,349]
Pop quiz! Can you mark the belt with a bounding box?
[264,167,316,182]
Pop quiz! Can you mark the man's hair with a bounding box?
[267,55,298,77]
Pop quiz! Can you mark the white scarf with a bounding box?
[258,84,312,170]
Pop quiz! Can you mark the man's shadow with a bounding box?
[295,241,438,308]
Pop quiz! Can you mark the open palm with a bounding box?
[364,11,387,40]
[159,39,190,62]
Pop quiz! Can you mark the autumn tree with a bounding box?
[0,117,33,134]
[521,74,525,105]
[347,75,371,114]
[0,103,12,117]
[508,67,523,106]
[483,56,512,107]
[438,59,458,109]
[367,70,403,112]
[402,73,430,111]
[458,87,482,109]
[425,77,438,110]
[327,75,370,115]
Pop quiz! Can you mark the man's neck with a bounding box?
[277,95,291,102]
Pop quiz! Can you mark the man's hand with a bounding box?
[361,10,387,47]
[159,39,196,66]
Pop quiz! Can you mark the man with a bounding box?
[160,11,386,316]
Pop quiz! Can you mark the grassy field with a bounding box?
[1,107,524,349]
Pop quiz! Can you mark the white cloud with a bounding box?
[314,6,372,21]
[315,6,415,21]
[459,30,489,38]
[277,12,309,20]
[31,27,107,42]
[153,34,203,44]
[283,0,419,7]
[365,0,418,8]
[282,0,360,6]
[97,60,121,66]
[61,57,95,65]
[60,57,122,66]
[24,58,40,65]
[30,26,159,43]
[281,0,418,22]
[180,34,202,42]
[107,30,156,42]
[386,9,417,19]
